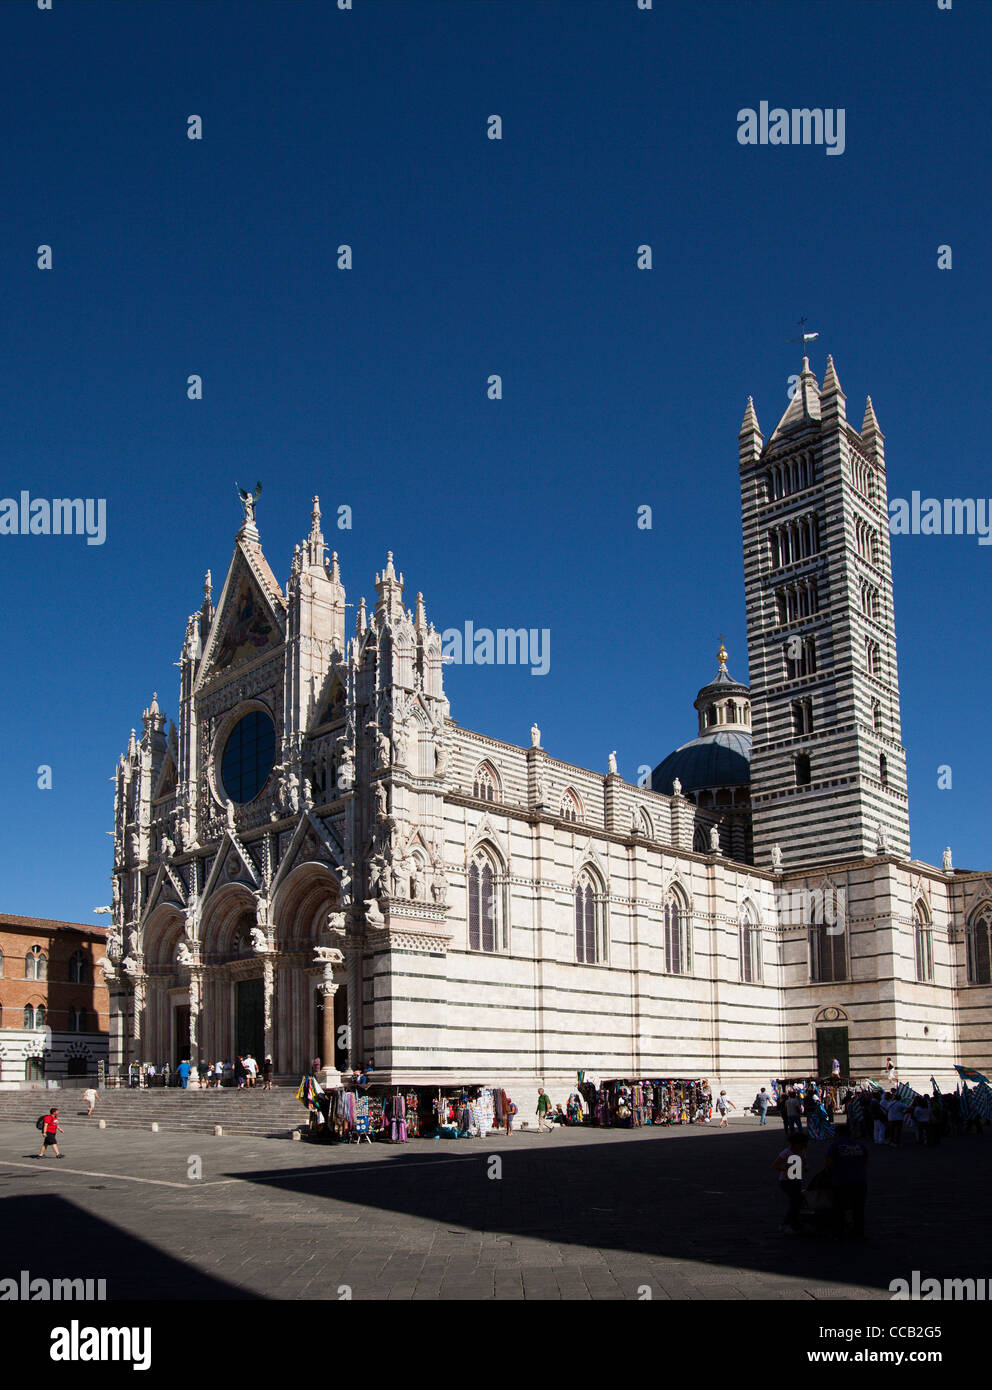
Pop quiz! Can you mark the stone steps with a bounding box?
[0,1088,307,1138]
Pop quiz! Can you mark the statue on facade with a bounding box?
[175,941,194,967]
[367,721,391,770]
[672,777,682,798]
[770,843,783,872]
[530,723,541,749]
[535,777,548,805]
[375,781,389,820]
[942,846,953,872]
[393,721,409,769]
[876,823,889,854]
[608,751,618,775]
[225,799,238,833]
[327,911,347,938]
[431,871,448,906]
[249,927,269,953]
[709,825,720,853]
[98,956,116,981]
[127,928,140,955]
[236,480,262,525]
[160,834,176,861]
[434,742,448,775]
[410,861,422,901]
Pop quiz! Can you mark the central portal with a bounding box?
[235,977,264,1059]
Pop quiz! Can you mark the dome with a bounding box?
[651,641,752,795]
[651,728,751,797]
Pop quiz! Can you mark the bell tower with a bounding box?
[739,354,910,868]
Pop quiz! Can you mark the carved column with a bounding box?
[312,946,344,1089]
[346,943,363,1074]
[187,967,202,1071]
[262,955,275,1068]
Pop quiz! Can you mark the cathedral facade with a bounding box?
[102,357,992,1097]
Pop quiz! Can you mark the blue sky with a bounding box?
[2,0,990,921]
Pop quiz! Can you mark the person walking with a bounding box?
[244,1054,257,1088]
[824,1124,869,1239]
[82,1086,98,1117]
[715,1090,736,1127]
[773,1130,809,1235]
[536,1088,554,1132]
[177,1059,191,1089]
[505,1098,517,1135]
[262,1056,273,1091]
[784,1088,803,1134]
[886,1093,907,1147]
[36,1108,64,1159]
[753,1087,773,1125]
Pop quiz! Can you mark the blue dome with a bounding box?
[651,729,751,796]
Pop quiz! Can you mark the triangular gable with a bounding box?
[196,542,287,688]
[202,832,261,900]
[141,865,187,925]
[270,812,346,898]
[153,750,178,800]
[312,670,347,730]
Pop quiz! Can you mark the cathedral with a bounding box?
[102,355,992,1098]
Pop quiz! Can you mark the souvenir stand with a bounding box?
[431,1086,503,1137]
[594,1078,710,1127]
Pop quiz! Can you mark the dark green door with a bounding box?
[816,1026,849,1079]
[235,978,263,1059]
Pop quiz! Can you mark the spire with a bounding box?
[128,728,137,759]
[738,396,762,438]
[821,353,844,399]
[717,636,728,668]
[355,596,367,635]
[862,395,883,439]
[304,495,326,570]
[769,358,821,441]
[329,550,340,583]
[415,591,427,635]
[374,551,404,618]
[203,570,212,604]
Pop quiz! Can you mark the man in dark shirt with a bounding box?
[825,1125,869,1238]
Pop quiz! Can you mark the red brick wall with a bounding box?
[0,918,109,1034]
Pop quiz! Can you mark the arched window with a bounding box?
[809,896,846,982]
[468,847,501,953]
[692,827,708,853]
[25,946,47,981]
[24,1003,46,1029]
[966,904,992,985]
[871,698,882,734]
[68,949,89,984]
[574,869,603,965]
[664,891,691,975]
[795,753,811,787]
[740,905,762,984]
[879,754,888,789]
[638,808,652,839]
[865,638,879,676]
[559,790,581,823]
[914,901,934,983]
[472,763,499,803]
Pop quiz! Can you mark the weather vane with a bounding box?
[788,317,819,365]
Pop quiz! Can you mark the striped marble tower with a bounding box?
[738,354,910,870]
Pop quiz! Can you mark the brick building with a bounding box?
[0,915,109,1085]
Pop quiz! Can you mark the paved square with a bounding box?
[0,1116,981,1301]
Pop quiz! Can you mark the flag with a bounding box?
[896,1081,918,1106]
[974,1083,992,1121]
[954,1065,990,1084]
[930,1075,941,1097]
[808,1107,834,1141]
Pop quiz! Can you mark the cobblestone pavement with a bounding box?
[0,1115,980,1300]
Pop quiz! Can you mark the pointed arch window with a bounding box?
[575,869,605,965]
[914,901,934,983]
[966,904,992,985]
[68,949,89,984]
[740,904,762,983]
[559,790,581,823]
[472,762,500,803]
[26,946,47,981]
[468,847,502,953]
[664,890,691,975]
[24,1003,46,1029]
[809,896,846,982]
